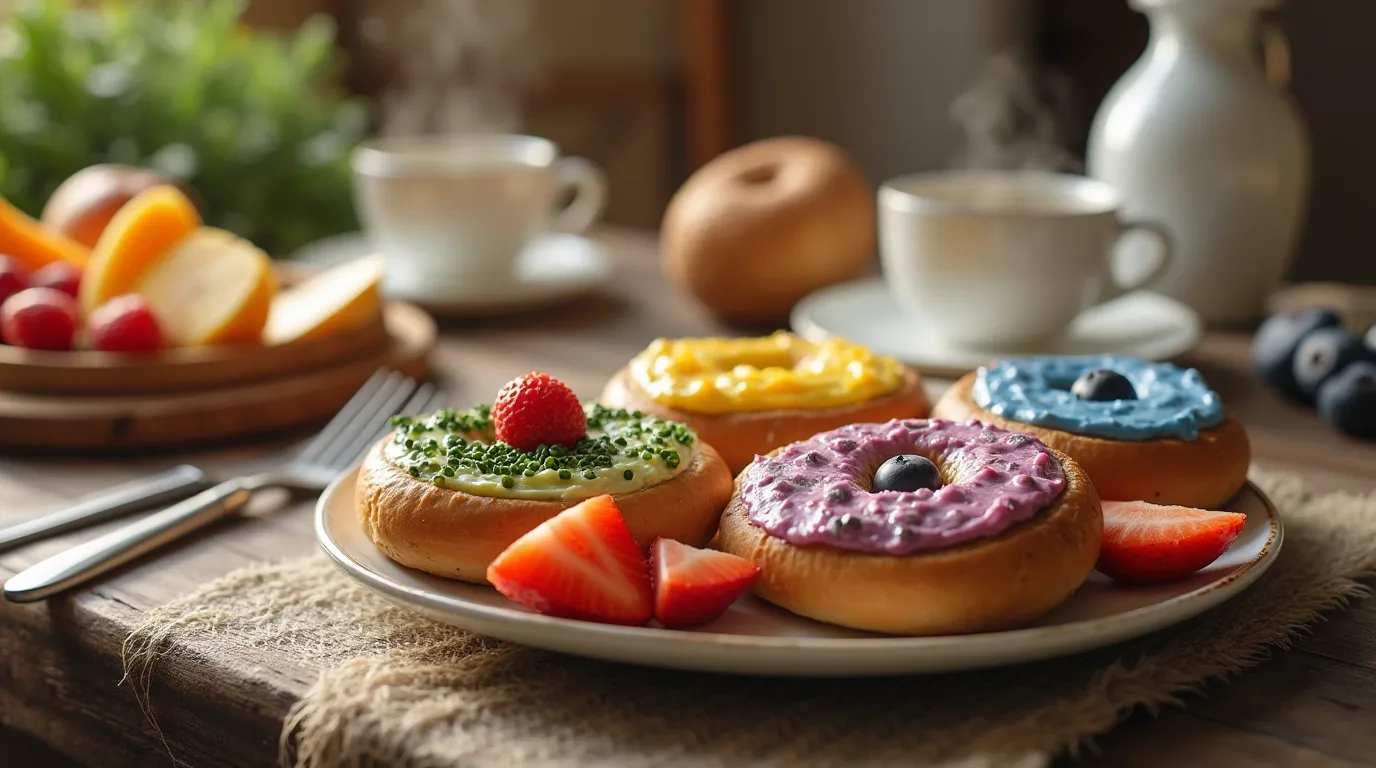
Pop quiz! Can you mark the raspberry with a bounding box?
[491,372,586,451]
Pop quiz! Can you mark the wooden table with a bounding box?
[2,228,1374,768]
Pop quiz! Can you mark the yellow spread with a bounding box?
[627,332,905,414]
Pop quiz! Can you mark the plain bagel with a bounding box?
[717,446,1102,636]
[599,365,932,475]
[356,437,734,584]
[932,372,1251,509]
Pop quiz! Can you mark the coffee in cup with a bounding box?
[877,170,1172,349]
[351,134,607,293]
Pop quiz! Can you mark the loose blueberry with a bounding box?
[1316,361,1376,440]
[872,454,942,493]
[1071,369,1137,401]
[1292,327,1376,401]
[1252,308,1342,402]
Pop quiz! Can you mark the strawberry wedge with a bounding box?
[650,538,759,628]
[486,494,653,625]
[1097,500,1248,585]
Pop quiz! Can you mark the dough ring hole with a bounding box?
[738,163,780,185]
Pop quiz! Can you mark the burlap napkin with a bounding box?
[124,469,1376,768]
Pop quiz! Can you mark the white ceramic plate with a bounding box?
[316,470,1282,677]
[291,232,611,317]
[791,278,1203,378]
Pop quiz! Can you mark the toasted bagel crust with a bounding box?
[932,373,1250,509]
[357,437,734,583]
[717,447,1102,635]
[599,365,932,475]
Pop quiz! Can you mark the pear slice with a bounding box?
[132,227,275,346]
[264,256,384,346]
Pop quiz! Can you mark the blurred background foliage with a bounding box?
[0,0,370,256]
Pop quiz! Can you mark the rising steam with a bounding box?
[358,0,541,136]
[950,50,1082,173]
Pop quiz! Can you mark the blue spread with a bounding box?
[972,355,1224,442]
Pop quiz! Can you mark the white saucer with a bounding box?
[791,278,1203,378]
[291,232,612,317]
[317,467,1281,677]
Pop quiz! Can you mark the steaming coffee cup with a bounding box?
[352,134,607,292]
[878,170,1173,349]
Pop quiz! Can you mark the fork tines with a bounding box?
[298,370,446,471]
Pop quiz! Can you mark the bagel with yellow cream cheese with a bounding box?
[600,332,932,475]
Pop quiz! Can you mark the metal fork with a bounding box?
[2,370,444,603]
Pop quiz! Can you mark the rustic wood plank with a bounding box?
[1072,708,1367,768]
[1182,651,1376,762]
[0,727,81,768]
[0,227,1373,767]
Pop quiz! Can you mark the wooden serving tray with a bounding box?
[0,261,394,396]
[0,313,391,395]
[0,302,435,452]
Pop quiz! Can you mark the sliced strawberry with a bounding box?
[1097,500,1248,585]
[650,538,759,628]
[486,494,652,625]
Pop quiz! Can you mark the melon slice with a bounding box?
[132,228,275,346]
[264,256,384,345]
[0,196,90,271]
[81,185,201,313]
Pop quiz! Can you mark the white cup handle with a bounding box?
[551,156,607,233]
[1102,219,1174,303]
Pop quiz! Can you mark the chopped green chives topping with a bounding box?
[395,403,697,485]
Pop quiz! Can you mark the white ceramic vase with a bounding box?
[1087,0,1310,326]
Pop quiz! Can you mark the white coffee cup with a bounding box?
[351,134,607,291]
[878,170,1173,349]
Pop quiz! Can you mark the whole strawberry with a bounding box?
[492,372,587,451]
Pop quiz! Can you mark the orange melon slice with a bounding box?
[264,256,384,345]
[133,228,276,346]
[81,185,201,313]
[0,196,90,271]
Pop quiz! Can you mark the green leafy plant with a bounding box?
[0,0,369,256]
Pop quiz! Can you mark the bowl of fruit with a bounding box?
[1252,307,1376,440]
[0,165,429,396]
[0,165,433,450]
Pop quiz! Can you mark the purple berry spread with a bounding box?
[737,419,1067,555]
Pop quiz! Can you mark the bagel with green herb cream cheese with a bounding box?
[357,402,734,583]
